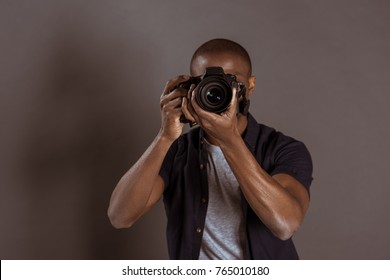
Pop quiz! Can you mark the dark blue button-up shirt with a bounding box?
[159,113,313,259]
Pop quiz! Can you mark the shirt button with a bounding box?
[200,164,204,170]
[196,227,202,233]
[201,198,207,203]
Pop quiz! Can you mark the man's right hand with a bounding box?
[159,75,191,141]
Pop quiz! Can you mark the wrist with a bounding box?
[157,129,177,146]
[218,129,243,151]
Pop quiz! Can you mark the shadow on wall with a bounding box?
[9,23,160,259]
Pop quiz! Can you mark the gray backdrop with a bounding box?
[1,0,389,259]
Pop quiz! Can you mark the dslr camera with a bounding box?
[179,66,246,123]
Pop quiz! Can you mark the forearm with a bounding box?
[108,131,173,228]
[220,133,304,240]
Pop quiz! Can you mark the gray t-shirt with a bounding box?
[198,140,247,260]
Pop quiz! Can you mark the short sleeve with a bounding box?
[159,139,178,189]
[270,140,313,193]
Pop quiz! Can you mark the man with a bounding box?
[108,38,313,259]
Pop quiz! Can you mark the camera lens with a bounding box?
[205,88,224,104]
[196,78,232,113]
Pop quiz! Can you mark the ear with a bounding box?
[247,76,256,97]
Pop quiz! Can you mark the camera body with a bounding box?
[179,67,246,123]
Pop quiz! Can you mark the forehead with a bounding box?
[191,52,250,78]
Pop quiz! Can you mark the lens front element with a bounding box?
[196,77,232,113]
[206,87,224,104]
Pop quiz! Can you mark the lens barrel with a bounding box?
[195,77,232,113]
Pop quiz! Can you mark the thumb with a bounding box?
[222,85,238,118]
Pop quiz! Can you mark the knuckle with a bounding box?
[162,104,169,112]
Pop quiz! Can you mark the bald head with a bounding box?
[190,38,252,77]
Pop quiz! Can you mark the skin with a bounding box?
[108,51,309,241]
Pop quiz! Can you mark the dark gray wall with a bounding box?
[1,0,389,259]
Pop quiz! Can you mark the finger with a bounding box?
[160,88,187,108]
[181,84,198,122]
[166,107,185,119]
[181,95,196,123]
[186,85,198,116]
[161,75,190,97]
[161,97,183,113]
[223,86,238,117]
